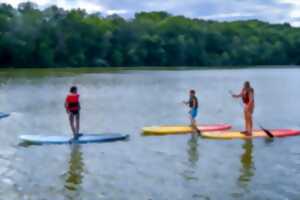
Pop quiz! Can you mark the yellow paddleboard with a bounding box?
[142,124,231,136]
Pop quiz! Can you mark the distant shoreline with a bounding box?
[0,65,299,72]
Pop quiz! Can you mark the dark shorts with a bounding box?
[70,110,79,115]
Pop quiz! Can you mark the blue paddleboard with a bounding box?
[19,133,129,145]
[0,112,9,119]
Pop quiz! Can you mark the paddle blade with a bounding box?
[260,127,274,138]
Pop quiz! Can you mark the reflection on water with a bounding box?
[64,144,84,200]
[238,140,254,188]
[264,138,275,145]
[187,133,199,167]
[182,134,200,182]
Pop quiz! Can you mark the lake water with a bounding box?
[0,67,299,200]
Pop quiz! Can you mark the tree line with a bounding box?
[0,2,300,68]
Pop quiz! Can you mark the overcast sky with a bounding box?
[1,0,300,26]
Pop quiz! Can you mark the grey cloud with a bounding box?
[1,0,297,25]
[86,0,294,24]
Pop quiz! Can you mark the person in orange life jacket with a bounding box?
[65,86,81,138]
[232,81,255,136]
[183,90,200,133]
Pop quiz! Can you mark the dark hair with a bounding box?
[244,81,250,89]
[70,86,77,93]
[190,90,196,94]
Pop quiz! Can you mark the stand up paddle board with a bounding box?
[201,129,300,140]
[0,112,9,119]
[142,124,231,135]
[19,133,129,145]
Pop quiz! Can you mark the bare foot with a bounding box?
[241,131,252,136]
[240,131,247,135]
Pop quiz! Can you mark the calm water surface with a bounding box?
[0,68,299,200]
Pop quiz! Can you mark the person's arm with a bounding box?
[65,97,69,113]
[64,99,67,110]
[232,90,243,98]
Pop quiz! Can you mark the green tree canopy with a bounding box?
[0,2,299,68]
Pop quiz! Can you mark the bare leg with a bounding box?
[243,109,248,134]
[245,111,253,136]
[69,113,76,136]
[191,117,201,134]
[191,118,196,129]
[189,113,193,126]
[249,114,253,135]
[246,113,251,136]
[75,113,80,135]
[248,106,254,135]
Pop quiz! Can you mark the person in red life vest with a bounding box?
[65,86,81,138]
[232,81,255,136]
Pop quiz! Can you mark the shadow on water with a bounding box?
[64,144,85,200]
[238,140,255,188]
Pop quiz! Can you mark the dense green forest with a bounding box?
[0,2,300,68]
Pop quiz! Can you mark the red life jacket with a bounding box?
[242,89,254,105]
[242,90,249,104]
[66,94,80,111]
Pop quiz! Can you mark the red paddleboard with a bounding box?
[202,129,300,139]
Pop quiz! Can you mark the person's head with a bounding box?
[244,81,251,89]
[190,89,196,97]
[70,86,77,94]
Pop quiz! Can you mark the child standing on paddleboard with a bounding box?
[65,86,81,138]
[184,90,201,134]
[232,81,255,136]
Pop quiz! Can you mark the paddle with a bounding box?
[258,124,274,138]
[229,90,274,138]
